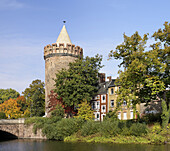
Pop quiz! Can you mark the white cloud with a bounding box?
[0,0,24,10]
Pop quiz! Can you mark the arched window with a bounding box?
[123,100,127,106]
[110,100,114,107]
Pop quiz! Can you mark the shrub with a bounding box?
[130,123,148,136]
[51,104,65,118]
[81,120,100,136]
[151,123,162,134]
[53,118,84,140]
[105,110,118,121]
[121,126,131,136]
[100,120,120,137]
[42,123,58,139]
[141,113,161,124]
[0,112,7,119]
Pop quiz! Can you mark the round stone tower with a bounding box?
[44,25,83,114]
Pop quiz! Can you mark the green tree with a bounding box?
[22,79,45,117]
[31,89,45,117]
[54,55,103,106]
[152,22,170,106]
[0,88,20,104]
[108,22,169,107]
[0,112,7,119]
[76,101,94,120]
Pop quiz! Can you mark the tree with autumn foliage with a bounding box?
[0,98,22,119]
[15,96,27,112]
[76,101,94,120]
[15,96,30,117]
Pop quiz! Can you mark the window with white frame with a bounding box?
[130,111,133,119]
[123,112,127,120]
[101,114,106,121]
[111,88,114,94]
[92,102,96,110]
[118,112,121,120]
[96,101,100,109]
[101,105,106,112]
[101,95,106,103]
[96,113,100,121]
[118,87,121,91]
[110,100,114,107]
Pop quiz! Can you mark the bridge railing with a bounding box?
[0,118,25,124]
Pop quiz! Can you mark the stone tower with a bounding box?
[44,24,83,114]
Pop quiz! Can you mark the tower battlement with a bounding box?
[44,43,83,60]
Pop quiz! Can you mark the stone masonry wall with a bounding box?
[45,55,77,112]
[0,119,46,139]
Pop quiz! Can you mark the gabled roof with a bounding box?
[108,79,116,87]
[56,25,72,46]
[108,79,120,88]
[97,81,111,94]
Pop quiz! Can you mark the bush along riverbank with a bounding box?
[25,117,170,145]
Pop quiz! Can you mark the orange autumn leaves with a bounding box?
[0,96,30,119]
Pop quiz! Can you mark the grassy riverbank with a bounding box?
[25,117,170,145]
[64,132,169,144]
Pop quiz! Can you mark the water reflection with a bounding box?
[0,139,169,151]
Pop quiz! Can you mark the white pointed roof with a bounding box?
[56,25,72,46]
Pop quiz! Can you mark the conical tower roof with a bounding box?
[56,25,72,46]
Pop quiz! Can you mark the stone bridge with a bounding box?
[0,119,46,139]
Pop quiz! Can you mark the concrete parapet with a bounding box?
[0,118,25,124]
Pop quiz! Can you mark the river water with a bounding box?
[0,139,170,151]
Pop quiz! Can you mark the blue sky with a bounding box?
[0,0,169,94]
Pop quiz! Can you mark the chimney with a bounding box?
[98,73,105,83]
[107,76,112,82]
